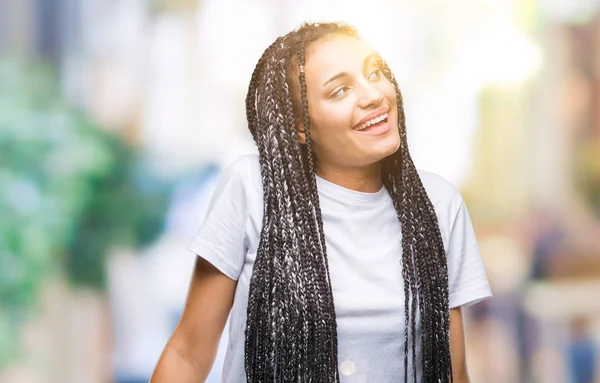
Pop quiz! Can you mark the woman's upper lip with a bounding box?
[353,107,390,129]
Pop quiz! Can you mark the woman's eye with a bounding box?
[332,86,350,98]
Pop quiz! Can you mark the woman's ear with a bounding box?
[296,122,306,144]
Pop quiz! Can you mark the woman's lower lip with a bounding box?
[354,119,391,135]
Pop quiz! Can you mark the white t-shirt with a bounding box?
[188,154,492,383]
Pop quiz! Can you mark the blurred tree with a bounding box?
[65,129,172,290]
[149,0,199,14]
[575,141,600,216]
[0,59,172,367]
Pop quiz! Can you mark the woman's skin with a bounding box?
[150,34,471,383]
[150,258,236,382]
[299,34,400,193]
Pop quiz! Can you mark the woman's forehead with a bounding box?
[305,35,376,79]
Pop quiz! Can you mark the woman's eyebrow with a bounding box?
[322,53,381,87]
[322,71,349,87]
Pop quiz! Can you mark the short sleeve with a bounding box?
[446,198,492,309]
[187,158,249,280]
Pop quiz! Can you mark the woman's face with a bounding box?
[302,34,400,171]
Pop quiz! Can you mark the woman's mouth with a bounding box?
[354,112,391,136]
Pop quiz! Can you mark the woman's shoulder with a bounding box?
[224,153,261,177]
[218,153,262,196]
[416,169,464,219]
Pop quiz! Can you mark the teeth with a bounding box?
[356,113,388,131]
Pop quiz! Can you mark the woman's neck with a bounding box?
[315,161,383,193]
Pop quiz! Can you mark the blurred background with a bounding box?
[1,0,600,382]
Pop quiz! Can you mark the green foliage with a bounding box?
[0,59,172,367]
[65,137,172,289]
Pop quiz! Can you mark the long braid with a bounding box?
[245,29,338,381]
[382,59,453,382]
[281,43,329,379]
[298,49,340,379]
[245,22,452,382]
[380,65,421,382]
[278,58,313,378]
[245,36,302,381]
[272,50,316,380]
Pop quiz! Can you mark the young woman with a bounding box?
[151,22,492,383]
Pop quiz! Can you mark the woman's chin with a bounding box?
[373,133,401,159]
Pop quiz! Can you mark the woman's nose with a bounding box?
[357,80,384,109]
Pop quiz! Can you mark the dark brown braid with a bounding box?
[245,22,452,382]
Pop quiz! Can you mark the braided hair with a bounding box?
[244,22,452,382]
